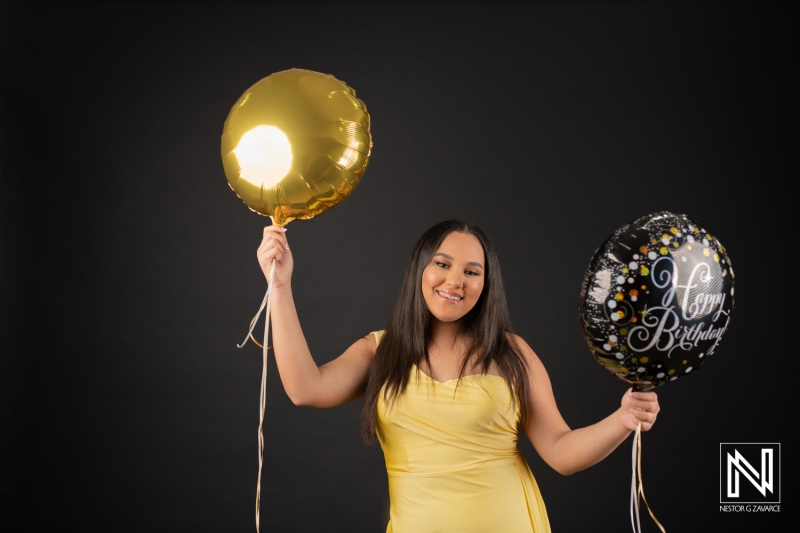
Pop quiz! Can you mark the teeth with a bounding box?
[437,291,462,301]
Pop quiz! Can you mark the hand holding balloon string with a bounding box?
[621,387,660,432]
[623,385,662,533]
[257,224,292,286]
[237,222,291,349]
[627,386,665,533]
[235,219,291,533]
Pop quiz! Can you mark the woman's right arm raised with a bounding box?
[257,225,376,408]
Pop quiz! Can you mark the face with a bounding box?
[421,231,486,324]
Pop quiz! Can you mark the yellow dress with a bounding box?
[372,331,551,533]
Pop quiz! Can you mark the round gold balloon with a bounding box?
[221,68,373,225]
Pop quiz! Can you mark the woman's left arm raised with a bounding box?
[515,335,660,476]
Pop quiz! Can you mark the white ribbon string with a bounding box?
[629,418,666,533]
[630,421,642,533]
[236,260,276,533]
[236,282,271,349]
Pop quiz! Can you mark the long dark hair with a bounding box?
[360,219,529,443]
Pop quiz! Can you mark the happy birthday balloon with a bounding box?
[579,211,735,391]
[221,68,372,225]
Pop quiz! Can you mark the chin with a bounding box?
[432,312,467,324]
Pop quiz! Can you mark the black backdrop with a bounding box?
[1,1,793,531]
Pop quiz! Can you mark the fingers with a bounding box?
[262,225,288,238]
[259,245,284,265]
[629,391,659,412]
[629,407,657,426]
[260,225,289,250]
[257,226,291,272]
[258,226,289,256]
[625,390,660,430]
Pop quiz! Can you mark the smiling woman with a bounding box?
[255,219,661,533]
[421,231,485,326]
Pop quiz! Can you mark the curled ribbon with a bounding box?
[630,420,666,533]
[237,247,277,533]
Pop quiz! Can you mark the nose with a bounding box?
[448,274,463,289]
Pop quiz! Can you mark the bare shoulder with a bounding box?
[344,332,379,363]
[358,332,379,352]
[318,332,379,382]
[313,332,381,407]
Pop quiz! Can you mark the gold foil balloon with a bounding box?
[221,68,372,225]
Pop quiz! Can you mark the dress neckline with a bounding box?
[413,363,507,385]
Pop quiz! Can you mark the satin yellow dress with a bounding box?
[372,331,551,533]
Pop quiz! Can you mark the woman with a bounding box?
[257,219,660,533]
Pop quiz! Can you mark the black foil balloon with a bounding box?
[580,212,735,391]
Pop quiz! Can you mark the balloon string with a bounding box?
[236,284,271,349]
[236,260,276,533]
[637,423,666,532]
[630,423,641,533]
[630,421,666,533]
[248,314,265,349]
[258,260,274,533]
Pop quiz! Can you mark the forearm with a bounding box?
[547,408,631,475]
[268,283,323,405]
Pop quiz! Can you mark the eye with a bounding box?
[435,261,449,269]
[465,269,480,276]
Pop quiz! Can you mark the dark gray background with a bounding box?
[1,1,792,531]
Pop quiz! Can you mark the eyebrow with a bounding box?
[433,253,484,269]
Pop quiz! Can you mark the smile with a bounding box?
[436,290,463,302]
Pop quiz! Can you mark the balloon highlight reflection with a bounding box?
[233,126,293,187]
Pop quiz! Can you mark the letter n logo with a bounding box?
[720,443,780,504]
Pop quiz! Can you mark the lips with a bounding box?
[436,290,463,302]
